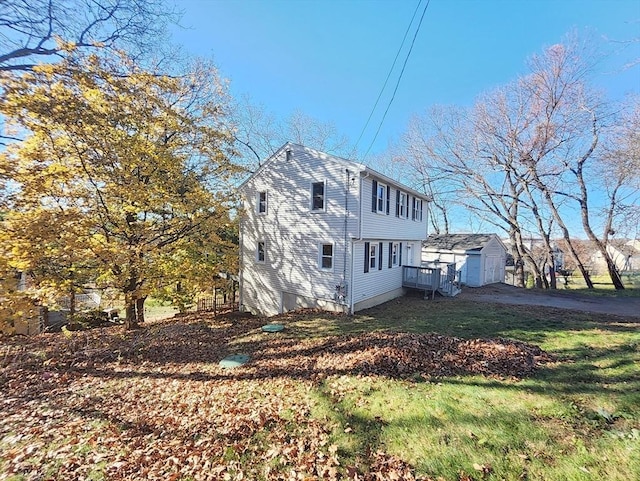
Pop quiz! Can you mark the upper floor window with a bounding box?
[396,191,408,218]
[412,198,423,222]
[319,243,333,270]
[257,191,267,214]
[256,241,266,263]
[371,179,389,214]
[311,181,325,211]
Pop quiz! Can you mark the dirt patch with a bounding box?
[459,283,640,318]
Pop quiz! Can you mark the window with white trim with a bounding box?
[399,192,408,218]
[257,191,267,214]
[369,243,377,270]
[311,181,325,211]
[376,183,387,213]
[412,198,423,222]
[392,243,399,266]
[256,241,266,263]
[319,243,333,270]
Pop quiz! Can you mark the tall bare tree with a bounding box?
[396,34,634,289]
[0,0,177,72]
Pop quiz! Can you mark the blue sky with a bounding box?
[171,0,640,159]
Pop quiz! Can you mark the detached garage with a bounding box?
[421,234,507,287]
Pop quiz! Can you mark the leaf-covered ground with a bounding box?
[1,309,552,480]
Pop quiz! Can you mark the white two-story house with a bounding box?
[239,143,429,316]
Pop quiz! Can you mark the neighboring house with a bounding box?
[238,143,430,316]
[421,234,507,287]
[591,240,640,274]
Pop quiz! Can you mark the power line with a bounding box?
[362,0,431,160]
[351,0,423,155]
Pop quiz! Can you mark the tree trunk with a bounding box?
[69,287,76,322]
[509,227,526,288]
[124,292,138,330]
[529,168,594,288]
[548,264,557,289]
[136,296,146,324]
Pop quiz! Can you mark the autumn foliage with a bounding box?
[0,309,550,480]
[0,52,241,329]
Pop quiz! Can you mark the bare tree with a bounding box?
[230,97,353,171]
[517,39,629,289]
[0,0,177,71]
[598,95,640,240]
[396,34,636,289]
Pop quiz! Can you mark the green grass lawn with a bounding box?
[289,296,640,480]
[563,273,640,294]
[2,293,639,480]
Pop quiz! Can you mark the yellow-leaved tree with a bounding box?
[0,52,241,329]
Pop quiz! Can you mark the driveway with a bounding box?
[458,283,640,319]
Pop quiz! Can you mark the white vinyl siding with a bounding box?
[361,179,427,240]
[240,144,428,316]
[240,145,360,316]
[352,240,408,307]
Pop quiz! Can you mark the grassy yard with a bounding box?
[562,273,640,293]
[1,293,638,480]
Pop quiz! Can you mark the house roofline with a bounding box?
[238,142,430,201]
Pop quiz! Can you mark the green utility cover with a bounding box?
[219,354,250,368]
[261,324,284,333]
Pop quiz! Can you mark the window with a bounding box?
[377,183,386,212]
[369,243,377,270]
[397,191,408,218]
[256,241,265,262]
[319,243,333,270]
[372,180,390,214]
[412,198,423,221]
[257,191,267,214]
[392,242,399,266]
[311,181,325,211]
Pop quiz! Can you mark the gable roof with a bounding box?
[239,142,429,200]
[423,233,503,252]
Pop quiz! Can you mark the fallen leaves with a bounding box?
[0,310,552,480]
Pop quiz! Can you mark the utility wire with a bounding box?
[362,0,431,160]
[351,0,423,156]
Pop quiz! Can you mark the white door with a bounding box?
[406,243,415,266]
[484,256,500,284]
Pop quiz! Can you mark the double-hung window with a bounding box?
[399,192,408,218]
[256,241,266,263]
[319,243,333,270]
[257,191,267,214]
[376,183,387,213]
[392,243,399,266]
[412,198,423,222]
[311,181,325,211]
[369,243,377,270]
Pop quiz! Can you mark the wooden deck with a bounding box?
[402,264,461,297]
